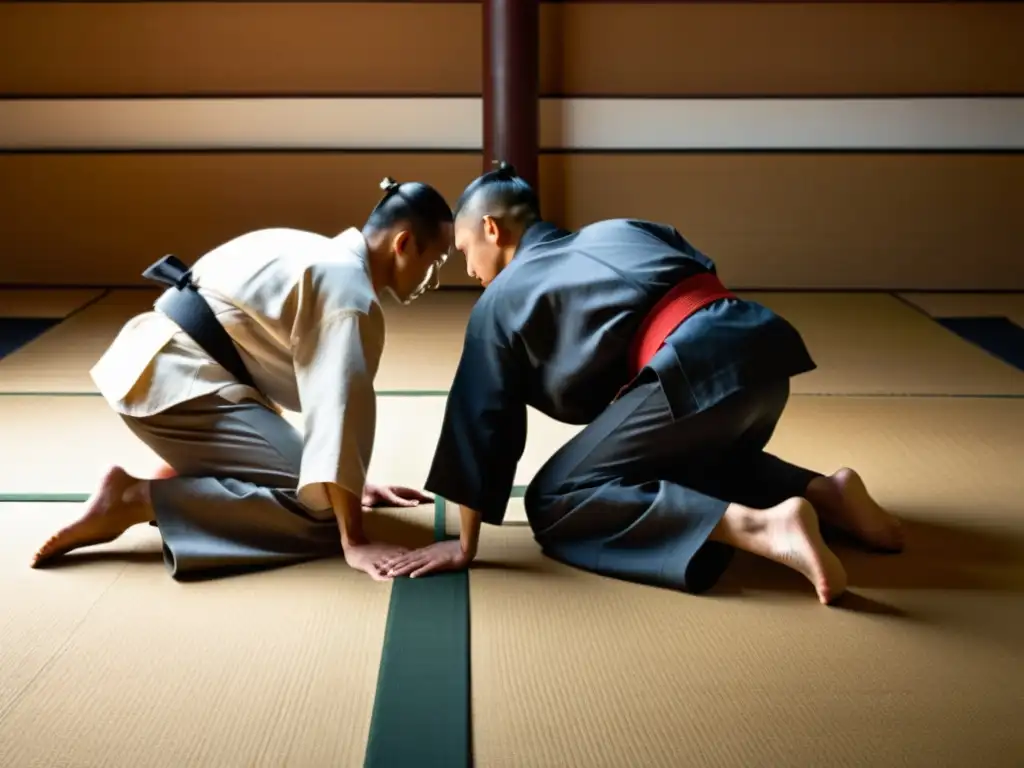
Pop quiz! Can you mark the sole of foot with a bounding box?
[31,466,144,567]
[769,498,848,606]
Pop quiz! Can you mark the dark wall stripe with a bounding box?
[363,495,472,768]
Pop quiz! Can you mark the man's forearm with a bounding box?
[459,505,483,558]
[326,483,366,548]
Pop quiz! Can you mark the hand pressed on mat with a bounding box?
[327,482,413,581]
[343,540,410,581]
[382,539,473,578]
[361,483,433,509]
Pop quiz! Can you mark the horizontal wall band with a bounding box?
[3,3,1021,98]
[0,99,480,151]
[541,98,1024,151]
[2,98,1022,151]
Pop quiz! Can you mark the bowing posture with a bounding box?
[384,164,902,605]
[33,178,453,581]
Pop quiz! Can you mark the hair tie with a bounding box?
[493,160,517,179]
[379,176,400,194]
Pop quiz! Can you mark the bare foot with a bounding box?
[31,466,154,566]
[806,468,904,553]
[712,498,847,605]
[762,498,848,605]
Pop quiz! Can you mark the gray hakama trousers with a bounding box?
[525,377,821,594]
[122,394,341,579]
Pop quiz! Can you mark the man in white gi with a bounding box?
[31,177,454,581]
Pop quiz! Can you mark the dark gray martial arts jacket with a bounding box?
[425,219,816,524]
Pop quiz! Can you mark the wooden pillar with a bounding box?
[483,0,540,193]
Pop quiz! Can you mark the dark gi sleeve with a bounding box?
[424,317,527,525]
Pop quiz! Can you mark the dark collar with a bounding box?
[517,220,570,253]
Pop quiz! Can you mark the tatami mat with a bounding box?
[0,501,435,768]
[3,282,1023,766]
[467,396,1024,767]
[0,394,579,498]
[898,292,1024,326]
[0,396,425,496]
[0,289,158,393]
[0,288,103,318]
[744,292,1024,395]
[1,290,1021,396]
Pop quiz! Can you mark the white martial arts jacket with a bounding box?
[91,227,385,511]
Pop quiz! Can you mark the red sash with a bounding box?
[628,271,736,379]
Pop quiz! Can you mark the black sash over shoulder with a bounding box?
[142,254,258,391]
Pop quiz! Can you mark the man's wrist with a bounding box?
[458,504,483,561]
[458,537,478,561]
[325,482,368,549]
[341,533,368,551]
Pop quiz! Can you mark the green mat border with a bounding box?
[363,495,471,768]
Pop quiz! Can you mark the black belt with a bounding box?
[142,254,258,391]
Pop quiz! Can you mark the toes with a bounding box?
[31,540,61,566]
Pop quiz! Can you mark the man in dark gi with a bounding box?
[381,163,904,605]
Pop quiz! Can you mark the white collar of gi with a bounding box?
[333,227,372,273]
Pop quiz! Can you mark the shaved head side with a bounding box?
[365,177,453,249]
[454,161,540,231]
[453,162,541,287]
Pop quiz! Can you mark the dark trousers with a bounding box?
[524,376,820,593]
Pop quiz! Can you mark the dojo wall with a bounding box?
[0,2,1021,290]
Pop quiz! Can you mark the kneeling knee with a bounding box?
[523,481,561,521]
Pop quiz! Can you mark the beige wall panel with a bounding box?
[0,153,482,285]
[540,3,1024,96]
[548,153,1024,290]
[0,3,481,96]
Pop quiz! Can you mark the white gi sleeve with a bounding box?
[292,309,380,512]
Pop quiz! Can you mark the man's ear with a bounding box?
[391,228,412,256]
[482,215,501,244]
